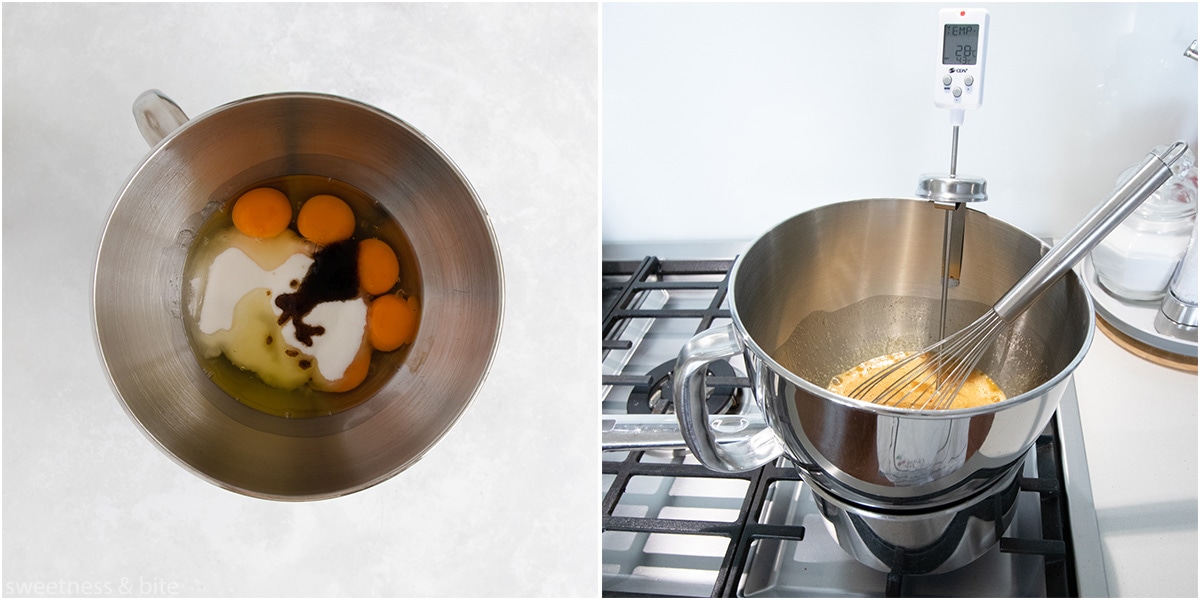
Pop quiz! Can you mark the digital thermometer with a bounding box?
[920,8,992,309]
[935,8,989,111]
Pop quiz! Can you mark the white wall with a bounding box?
[602,2,1199,244]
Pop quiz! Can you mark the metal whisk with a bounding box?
[850,142,1190,410]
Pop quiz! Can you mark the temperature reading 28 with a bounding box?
[955,43,975,64]
[944,24,980,65]
[935,8,989,109]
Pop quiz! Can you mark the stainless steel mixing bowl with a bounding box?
[94,91,503,500]
[676,198,1093,510]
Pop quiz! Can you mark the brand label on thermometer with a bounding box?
[936,8,989,109]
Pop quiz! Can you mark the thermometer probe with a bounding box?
[918,8,991,339]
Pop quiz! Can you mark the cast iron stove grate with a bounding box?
[601,257,1080,598]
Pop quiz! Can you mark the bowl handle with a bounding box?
[674,323,784,472]
[601,413,768,452]
[132,89,189,147]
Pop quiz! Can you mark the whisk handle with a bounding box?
[993,141,1189,322]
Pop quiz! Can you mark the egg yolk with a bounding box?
[358,238,400,295]
[368,294,419,352]
[312,343,372,393]
[231,188,292,238]
[297,194,356,245]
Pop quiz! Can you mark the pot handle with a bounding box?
[133,89,189,147]
[674,323,784,472]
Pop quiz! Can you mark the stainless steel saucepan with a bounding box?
[94,90,503,500]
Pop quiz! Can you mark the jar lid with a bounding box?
[1116,145,1198,221]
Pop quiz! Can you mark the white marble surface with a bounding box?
[3,3,598,597]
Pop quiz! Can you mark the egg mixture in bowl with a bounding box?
[825,351,1006,410]
[183,175,421,418]
[95,91,503,500]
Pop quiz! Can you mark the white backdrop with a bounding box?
[603,2,1199,245]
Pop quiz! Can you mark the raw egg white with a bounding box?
[186,227,370,388]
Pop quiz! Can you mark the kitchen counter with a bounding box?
[3,4,598,596]
[1072,325,1197,597]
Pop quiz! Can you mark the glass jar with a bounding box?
[1093,146,1198,302]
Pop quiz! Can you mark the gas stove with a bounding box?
[601,255,1108,597]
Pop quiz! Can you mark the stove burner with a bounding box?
[627,359,740,415]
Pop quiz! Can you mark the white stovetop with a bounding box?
[604,241,1198,598]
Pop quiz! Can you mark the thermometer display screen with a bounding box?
[942,24,979,65]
